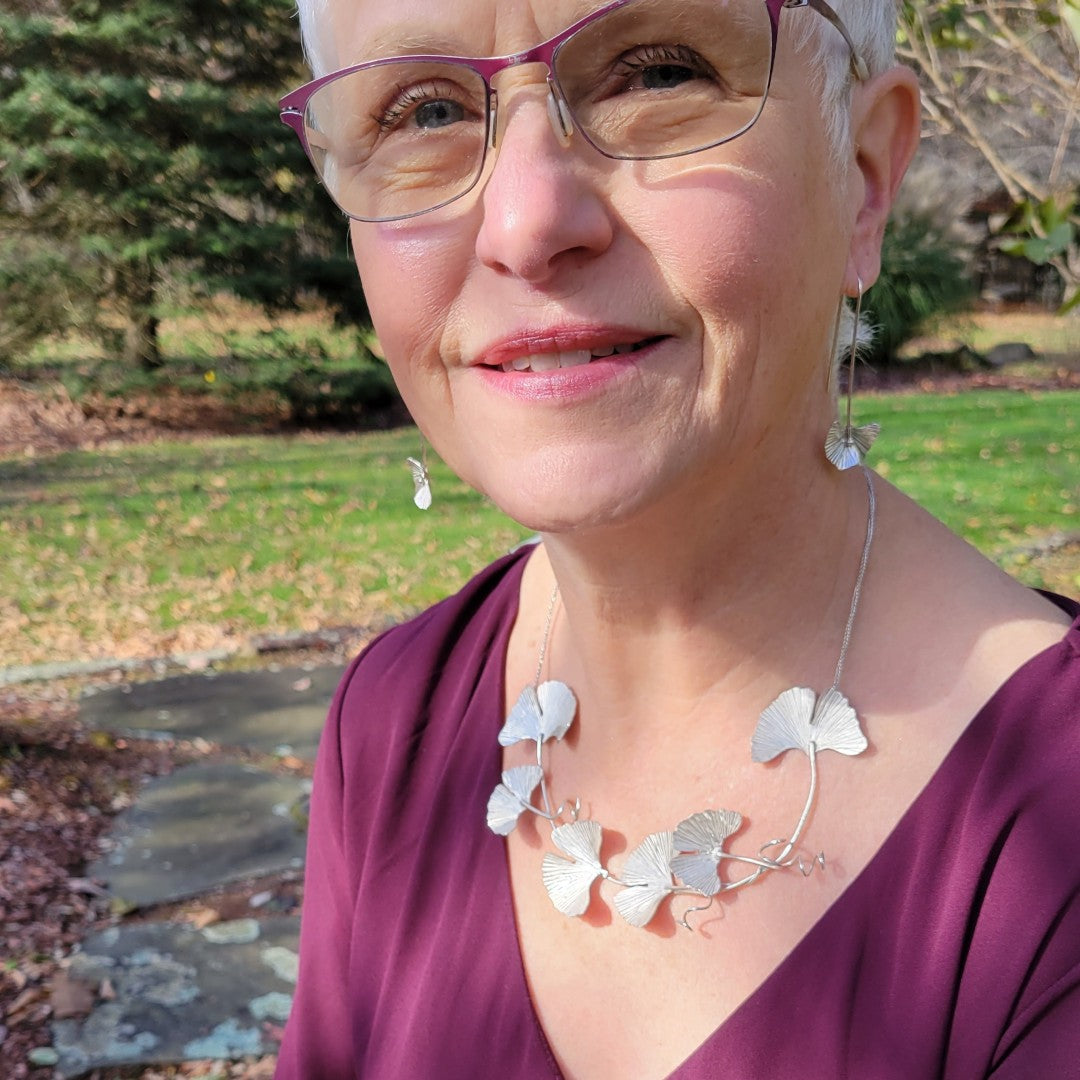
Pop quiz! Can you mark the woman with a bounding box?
[275,1,1079,1076]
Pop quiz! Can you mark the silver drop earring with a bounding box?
[825,278,880,471]
[406,444,432,510]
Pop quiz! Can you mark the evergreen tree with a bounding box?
[0,0,365,368]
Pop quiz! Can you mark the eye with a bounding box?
[412,99,465,129]
[375,79,482,134]
[614,45,719,92]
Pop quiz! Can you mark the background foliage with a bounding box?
[0,0,1075,378]
[897,0,1080,310]
[0,0,365,369]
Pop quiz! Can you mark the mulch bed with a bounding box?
[0,698,176,1077]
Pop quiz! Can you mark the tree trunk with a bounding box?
[123,309,161,370]
[119,261,162,370]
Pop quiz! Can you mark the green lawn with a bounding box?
[2,389,1077,669]
[871,390,1078,555]
[1,429,529,668]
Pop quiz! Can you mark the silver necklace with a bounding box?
[487,469,876,931]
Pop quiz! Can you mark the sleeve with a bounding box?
[989,964,1080,1077]
[275,661,360,1079]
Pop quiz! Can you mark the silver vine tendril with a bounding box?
[487,470,876,930]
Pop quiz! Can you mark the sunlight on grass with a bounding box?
[1,390,1076,668]
[1,429,528,667]
[871,390,1078,588]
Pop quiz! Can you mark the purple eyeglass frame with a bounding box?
[279,0,868,222]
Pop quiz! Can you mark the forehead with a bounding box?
[323,0,613,65]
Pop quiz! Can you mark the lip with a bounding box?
[468,325,666,370]
[469,335,669,403]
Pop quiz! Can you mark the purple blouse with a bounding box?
[276,550,1080,1079]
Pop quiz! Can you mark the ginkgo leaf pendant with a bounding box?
[825,421,880,470]
[542,820,606,917]
[670,809,743,896]
[486,765,544,836]
[498,681,578,747]
[613,831,676,928]
[751,686,867,764]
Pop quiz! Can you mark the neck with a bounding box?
[534,460,875,741]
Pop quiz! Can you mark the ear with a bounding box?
[844,66,921,294]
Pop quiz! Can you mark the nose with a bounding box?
[474,85,615,286]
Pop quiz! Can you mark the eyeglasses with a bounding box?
[279,0,868,223]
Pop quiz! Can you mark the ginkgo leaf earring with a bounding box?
[406,445,432,510]
[825,278,880,470]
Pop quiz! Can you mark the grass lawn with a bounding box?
[2,389,1077,670]
[1,429,530,668]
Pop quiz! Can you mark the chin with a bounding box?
[478,456,675,537]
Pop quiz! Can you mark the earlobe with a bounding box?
[844,66,922,294]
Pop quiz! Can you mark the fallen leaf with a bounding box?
[6,984,49,1023]
[185,905,221,930]
[49,969,96,1019]
[67,876,107,897]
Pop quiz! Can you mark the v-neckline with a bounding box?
[485,549,1080,1079]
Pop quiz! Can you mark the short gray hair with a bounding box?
[294,0,898,157]
[789,0,899,159]
[297,0,331,79]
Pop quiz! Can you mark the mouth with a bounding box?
[492,337,666,373]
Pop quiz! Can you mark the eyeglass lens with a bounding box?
[301,0,774,221]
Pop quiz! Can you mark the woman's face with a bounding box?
[331,0,869,531]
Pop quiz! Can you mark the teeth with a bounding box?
[559,350,592,368]
[500,349,594,373]
[496,342,653,373]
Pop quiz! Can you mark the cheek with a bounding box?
[351,223,469,408]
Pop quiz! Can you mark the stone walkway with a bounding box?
[45,664,344,1078]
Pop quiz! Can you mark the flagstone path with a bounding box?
[45,663,345,1078]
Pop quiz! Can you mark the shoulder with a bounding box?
[348,546,528,681]
[948,607,1080,1060]
[325,546,530,752]
[972,599,1080,803]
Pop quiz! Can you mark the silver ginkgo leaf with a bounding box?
[406,456,432,510]
[751,686,867,764]
[613,831,675,928]
[542,820,605,917]
[498,680,578,747]
[825,421,881,470]
[670,809,743,897]
[486,765,544,836]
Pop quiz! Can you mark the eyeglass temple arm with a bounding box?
[783,0,871,82]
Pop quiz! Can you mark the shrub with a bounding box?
[865,162,977,365]
[218,329,401,427]
[0,235,102,365]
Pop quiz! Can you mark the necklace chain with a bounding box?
[489,468,877,931]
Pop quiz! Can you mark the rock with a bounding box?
[985,341,1037,368]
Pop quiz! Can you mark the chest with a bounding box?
[502,748,905,1080]
[506,834,852,1079]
